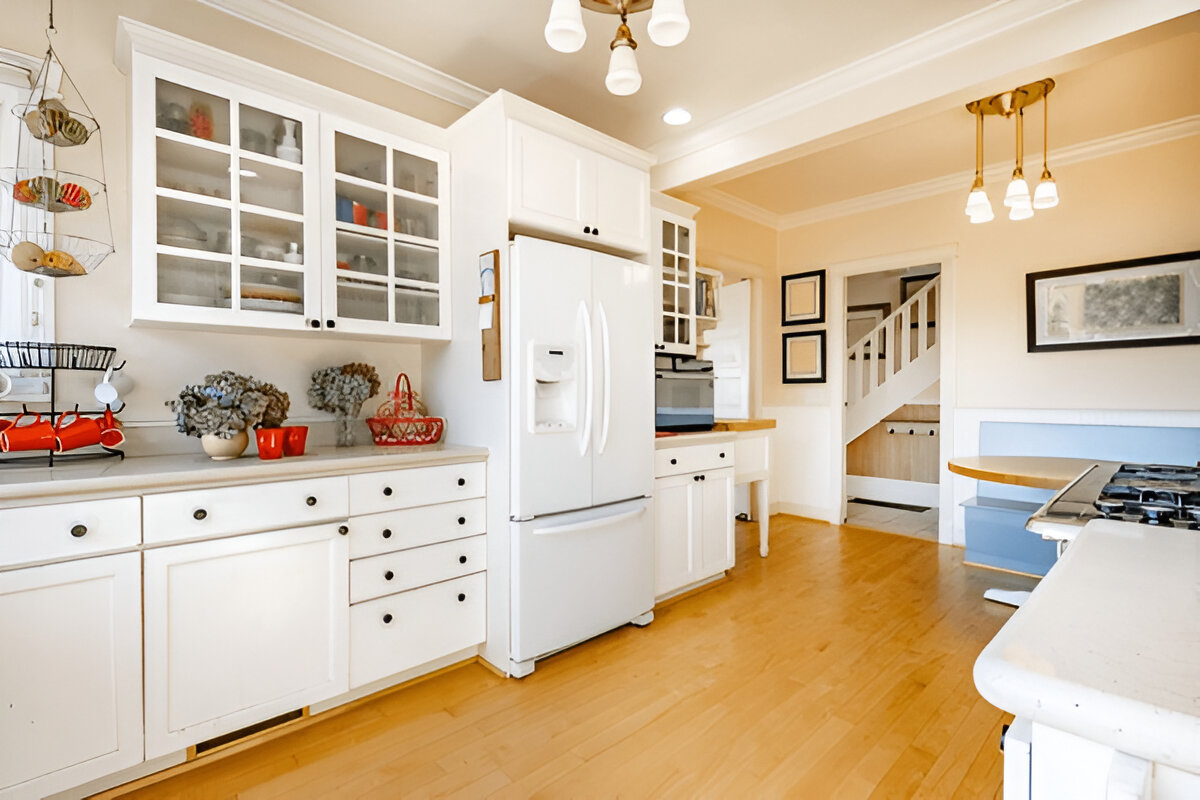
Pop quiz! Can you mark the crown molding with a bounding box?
[694,115,1200,231]
[650,0,1200,191]
[193,0,490,110]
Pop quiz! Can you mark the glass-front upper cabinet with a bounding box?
[653,208,696,356]
[321,117,449,338]
[133,60,321,330]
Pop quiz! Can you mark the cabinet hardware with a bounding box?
[457,516,466,525]
[70,524,87,538]
[383,486,393,496]
[384,570,394,581]
[693,475,700,481]
[382,613,393,624]
[193,508,207,521]
[459,555,467,564]
[337,525,349,535]
[382,528,392,539]
[306,496,317,506]
[457,478,466,486]
[457,593,466,602]
[670,458,677,465]
[325,319,335,328]
[308,319,320,329]
[592,228,599,236]
[584,226,592,234]
[719,452,725,458]
[700,474,707,481]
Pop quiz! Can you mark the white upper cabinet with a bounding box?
[653,207,697,356]
[509,120,649,255]
[129,57,449,340]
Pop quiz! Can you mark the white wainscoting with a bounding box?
[763,404,837,523]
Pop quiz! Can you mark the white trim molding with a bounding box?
[193,0,489,110]
[692,115,1200,231]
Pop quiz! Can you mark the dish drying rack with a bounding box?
[0,342,126,467]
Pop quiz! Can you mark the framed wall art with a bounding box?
[900,272,938,328]
[847,302,891,357]
[782,330,826,384]
[1026,250,1200,352]
[781,269,825,325]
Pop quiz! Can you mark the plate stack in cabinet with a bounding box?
[346,462,487,689]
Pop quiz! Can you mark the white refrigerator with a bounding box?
[508,236,655,676]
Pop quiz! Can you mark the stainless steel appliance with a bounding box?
[654,355,714,431]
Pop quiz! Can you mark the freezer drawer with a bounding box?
[510,497,653,665]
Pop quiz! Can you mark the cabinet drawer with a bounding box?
[349,498,485,560]
[349,462,485,516]
[349,572,485,688]
[654,443,732,478]
[143,477,348,545]
[351,535,486,604]
[0,497,140,568]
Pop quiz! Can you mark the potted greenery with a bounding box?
[167,370,289,459]
[307,362,380,447]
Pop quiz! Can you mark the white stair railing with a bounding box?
[844,275,940,444]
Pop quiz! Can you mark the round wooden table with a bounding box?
[947,456,1103,490]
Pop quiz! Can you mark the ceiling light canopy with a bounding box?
[662,107,691,125]
[545,0,690,96]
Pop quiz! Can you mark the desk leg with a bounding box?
[756,479,769,558]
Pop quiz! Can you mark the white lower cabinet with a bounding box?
[654,467,735,599]
[0,553,143,800]
[143,523,348,758]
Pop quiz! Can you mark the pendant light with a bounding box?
[605,18,641,96]
[544,0,587,52]
[1033,90,1059,209]
[647,0,690,47]
[964,106,993,223]
[1004,107,1032,213]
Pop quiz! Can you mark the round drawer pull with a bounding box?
[700,474,707,481]
[457,516,466,525]
[338,525,349,536]
[670,458,677,465]
[693,475,700,482]
[306,496,317,507]
[457,478,466,487]
[382,613,393,624]
[382,528,392,539]
[70,524,88,538]
[459,555,467,564]
[383,486,393,497]
[384,570,394,581]
[193,508,207,521]
[457,593,466,602]
[719,452,726,458]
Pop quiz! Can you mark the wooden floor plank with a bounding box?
[100,516,1034,799]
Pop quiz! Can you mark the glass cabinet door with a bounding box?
[656,215,695,355]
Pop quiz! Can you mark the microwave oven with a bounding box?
[655,355,714,432]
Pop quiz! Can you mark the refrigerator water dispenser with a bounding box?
[530,345,577,433]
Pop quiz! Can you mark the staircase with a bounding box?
[844,275,940,444]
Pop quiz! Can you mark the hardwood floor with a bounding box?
[102,516,1037,799]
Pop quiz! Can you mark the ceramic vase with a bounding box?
[201,429,249,460]
[334,413,355,447]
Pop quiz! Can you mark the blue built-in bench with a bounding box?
[963,422,1200,576]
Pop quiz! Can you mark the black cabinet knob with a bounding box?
[193,508,207,521]
[592,228,600,236]
[457,478,466,486]
[382,613,393,624]
[70,524,87,538]
[383,486,393,496]
[457,516,466,525]
[384,570,394,581]
[382,528,392,539]
[457,593,466,602]
[306,496,317,506]
[701,474,707,481]
[719,452,726,458]
[325,319,336,328]
[459,555,467,564]
[670,458,677,465]
[309,319,320,329]
[338,525,349,535]
[584,226,592,234]
[693,475,700,482]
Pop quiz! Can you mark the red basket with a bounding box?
[366,373,445,447]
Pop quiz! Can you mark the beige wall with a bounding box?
[0,1,464,448]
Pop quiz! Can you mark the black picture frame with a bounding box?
[781,269,826,325]
[1025,250,1200,353]
[782,330,827,384]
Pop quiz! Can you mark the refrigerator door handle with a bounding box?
[597,301,612,456]
[531,505,647,536]
[580,300,594,458]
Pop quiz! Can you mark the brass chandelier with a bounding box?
[544,0,690,96]
[964,78,1059,224]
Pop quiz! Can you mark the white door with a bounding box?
[510,237,595,518]
[144,523,348,758]
[591,251,654,507]
[699,468,736,577]
[510,498,654,665]
[593,154,649,253]
[653,474,696,598]
[509,121,591,237]
[0,553,143,798]
[707,279,752,419]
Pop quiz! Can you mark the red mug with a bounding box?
[282,425,308,457]
[256,427,284,460]
[1,413,56,452]
[98,406,125,448]
[54,410,103,452]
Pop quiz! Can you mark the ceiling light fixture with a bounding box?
[662,107,691,125]
[544,0,690,96]
[963,78,1056,224]
[1033,91,1059,209]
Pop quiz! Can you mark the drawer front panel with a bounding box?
[0,497,141,568]
[349,572,486,688]
[142,477,349,545]
[349,462,485,516]
[348,497,486,559]
[654,443,732,478]
[350,535,486,603]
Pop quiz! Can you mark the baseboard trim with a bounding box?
[846,475,939,508]
[771,502,837,523]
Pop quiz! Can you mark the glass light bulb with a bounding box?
[605,42,642,96]
[964,188,990,216]
[544,0,586,53]
[969,204,994,224]
[647,0,690,47]
[1004,177,1031,208]
[1033,176,1059,209]
[1009,204,1034,221]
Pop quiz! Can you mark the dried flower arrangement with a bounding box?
[308,362,380,446]
[167,370,289,439]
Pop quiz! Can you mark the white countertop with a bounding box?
[654,431,737,449]
[0,444,489,508]
[974,517,1200,772]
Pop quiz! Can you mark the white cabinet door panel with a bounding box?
[0,553,142,798]
[509,121,590,236]
[144,524,348,758]
[653,475,695,599]
[699,468,736,577]
[593,154,649,253]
